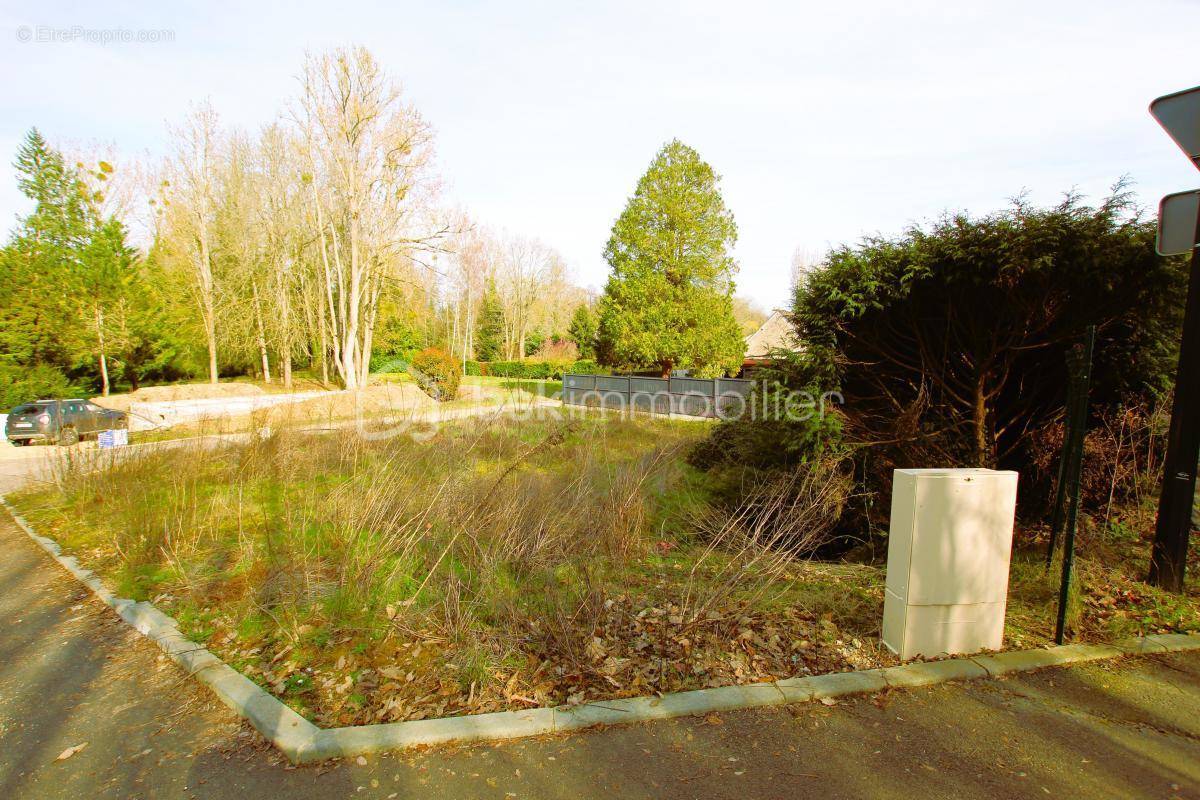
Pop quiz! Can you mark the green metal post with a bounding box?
[1046,379,1077,568]
[1055,326,1096,645]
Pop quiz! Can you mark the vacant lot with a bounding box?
[11,414,888,726]
[11,412,1196,729]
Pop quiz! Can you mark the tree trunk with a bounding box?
[342,214,362,391]
[96,305,110,396]
[318,301,330,387]
[198,219,218,385]
[205,317,218,385]
[252,280,271,384]
[312,183,345,387]
[358,285,379,389]
[279,297,293,391]
[973,372,993,468]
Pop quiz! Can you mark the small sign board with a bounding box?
[98,428,129,449]
[1157,190,1200,256]
[1151,86,1200,167]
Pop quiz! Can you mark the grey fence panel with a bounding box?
[563,387,598,407]
[597,389,631,410]
[595,376,631,393]
[714,392,750,418]
[629,377,669,394]
[715,378,753,398]
[669,377,714,396]
[563,374,596,390]
[630,390,672,414]
[562,374,753,418]
[673,393,716,417]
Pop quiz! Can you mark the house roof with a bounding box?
[743,309,797,360]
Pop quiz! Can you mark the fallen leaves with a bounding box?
[55,743,87,761]
[191,593,890,728]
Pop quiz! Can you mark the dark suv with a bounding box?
[5,399,128,446]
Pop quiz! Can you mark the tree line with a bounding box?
[1,46,763,405]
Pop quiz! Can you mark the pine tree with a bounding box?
[567,303,598,360]
[474,280,505,361]
[597,140,744,377]
[0,129,92,371]
[81,217,139,394]
[13,128,90,253]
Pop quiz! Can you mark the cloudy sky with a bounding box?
[1,0,1197,308]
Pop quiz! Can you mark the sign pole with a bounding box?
[1046,365,1080,568]
[1055,326,1095,644]
[1148,204,1200,591]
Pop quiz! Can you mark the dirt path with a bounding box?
[1,514,1198,799]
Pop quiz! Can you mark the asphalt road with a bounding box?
[1,513,1198,800]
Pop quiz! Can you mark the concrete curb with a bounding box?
[4,496,1198,764]
[1,497,319,760]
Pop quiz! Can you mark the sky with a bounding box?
[1,0,1198,309]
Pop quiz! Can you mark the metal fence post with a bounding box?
[1055,325,1096,645]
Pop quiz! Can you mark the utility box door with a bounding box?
[886,469,1019,606]
[883,468,1018,660]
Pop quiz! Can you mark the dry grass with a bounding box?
[18,413,1195,726]
[15,414,878,725]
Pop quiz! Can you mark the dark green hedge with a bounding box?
[465,359,605,379]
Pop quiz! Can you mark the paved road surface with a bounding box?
[1,514,1197,799]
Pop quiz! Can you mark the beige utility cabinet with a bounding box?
[882,468,1019,660]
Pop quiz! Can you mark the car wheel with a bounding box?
[58,427,79,446]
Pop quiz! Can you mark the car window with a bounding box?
[86,403,105,412]
[67,402,84,414]
[11,404,46,415]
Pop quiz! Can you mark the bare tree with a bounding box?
[497,235,558,359]
[255,123,306,388]
[443,219,494,363]
[297,46,444,389]
[135,48,595,393]
[790,246,824,294]
[163,103,223,384]
[214,131,274,381]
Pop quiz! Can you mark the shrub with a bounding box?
[533,338,579,362]
[409,348,461,401]
[0,363,79,409]
[1020,398,1169,520]
[692,455,854,559]
[487,360,553,379]
[795,190,1181,471]
[465,359,607,380]
[687,413,843,473]
[370,348,420,374]
[569,359,603,375]
[690,190,1186,536]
